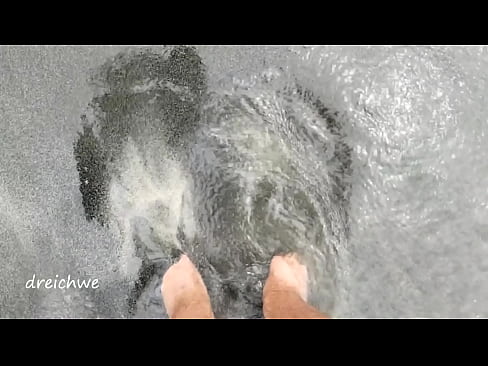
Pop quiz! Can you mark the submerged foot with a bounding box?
[264,253,308,302]
[262,253,328,318]
[161,254,214,318]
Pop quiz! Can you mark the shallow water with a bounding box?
[1,46,487,318]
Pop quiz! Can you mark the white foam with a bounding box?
[108,138,195,278]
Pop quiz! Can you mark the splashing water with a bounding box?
[1,46,487,318]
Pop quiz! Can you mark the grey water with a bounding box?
[1,46,487,318]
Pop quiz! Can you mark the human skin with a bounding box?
[161,255,214,319]
[161,253,329,319]
[262,254,329,319]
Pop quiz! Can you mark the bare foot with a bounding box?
[262,253,328,318]
[264,253,308,301]
[161,254,214,318]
